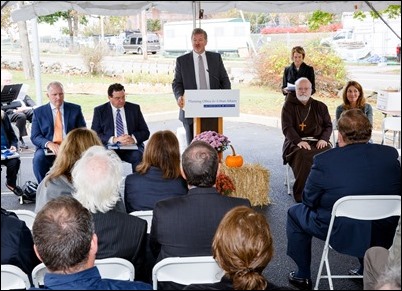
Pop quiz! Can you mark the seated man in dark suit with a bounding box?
[91,83,150,172]
[71,145,148,282]
[30,81,86,183]
[1,208,40,280]
[32,196,152,290]
[150,140,251,289]
[1,110,22,196]
[286,109,401,290]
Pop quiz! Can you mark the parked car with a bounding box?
[122,33,160,55]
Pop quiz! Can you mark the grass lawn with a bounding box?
[10,70,383,130]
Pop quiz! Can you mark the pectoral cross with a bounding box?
[299,122,306,131]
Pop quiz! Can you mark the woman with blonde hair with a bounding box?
[35,127,102,213]
[184,206,286,290]
[124,130,187,212]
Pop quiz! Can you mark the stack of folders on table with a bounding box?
[107,143,138,150]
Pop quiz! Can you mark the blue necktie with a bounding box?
[116,109,124,137]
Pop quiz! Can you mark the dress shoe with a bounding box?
[348,268,363,276]
[288,271,312,290]
[19,140,28,149]
[6,184,23,196]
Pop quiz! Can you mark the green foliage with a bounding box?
[252,40,346,97]
[354,5,401,20]
[307,10,334,31]
[122,72,172,85]
[147,19,161,32]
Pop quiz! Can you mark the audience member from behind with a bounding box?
[364,217,401,290]
[31,196,152,290]
[184,206,286,290]
[1,70,36,149]
[35,128,103,213]
[1,208,40,279]
[282,46,315,98]
[91,83,150,173]
[1,110,23,196]
[335,80,373,125]
[124,130,187,212]
[281,77,332,202]
[72,145,148,281]
[150,140,251,289]
[30,81,86,183]
[286,109,401,290]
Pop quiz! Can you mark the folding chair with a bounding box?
[1,264,31,290]
[32,257,135,287]
[314,195,401,290]
[9,209,36,231]
[381,116,401,148]
[152,256,224,290]
[130,210,153,234]
[331,118,338,147]
[284,164,293,195]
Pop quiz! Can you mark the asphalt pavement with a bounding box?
[1,113,368,290]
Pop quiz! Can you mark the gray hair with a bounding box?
[72,145,122,213]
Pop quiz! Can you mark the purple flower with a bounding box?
[192,131,230,152]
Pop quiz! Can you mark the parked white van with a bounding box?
[122,33,160,55]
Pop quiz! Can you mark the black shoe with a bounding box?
[6,184,23,196]
[288,271,312,290]
[19,140,28,149]
[348,268,363,276]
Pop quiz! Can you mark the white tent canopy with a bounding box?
[4,1,401,22]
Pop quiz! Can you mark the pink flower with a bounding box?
[192,131,230,152]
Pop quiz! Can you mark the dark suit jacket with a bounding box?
[282,62,315,95]
[172,51,231,125]
[91,102,150,151]
[1,209,40,277]
[288,143,401,257]
[124,166,188,212]
[1,113,18,148]
[149,187,251,262]
[30,102,86,149]
[93,209,148,281]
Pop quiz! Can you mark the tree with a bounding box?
[38,10,88,48]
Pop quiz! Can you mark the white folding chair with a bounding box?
[1,264,31,290]
[331,118,338,146]
[32,257,135,287]
[152,256,224,290]
[314,195,401,290]
[9,209,36,231]
[381,116,401,148]
[130,210,153,233]
[284,164,293,195]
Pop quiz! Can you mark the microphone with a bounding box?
[206,69,222,89]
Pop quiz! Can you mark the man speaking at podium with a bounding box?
[172,28,231,145]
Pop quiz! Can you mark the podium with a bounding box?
[184,89,240,135]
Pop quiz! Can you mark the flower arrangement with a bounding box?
[193,131,230,152]
[216,173,236,196]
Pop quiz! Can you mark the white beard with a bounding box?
[297,95,310,102]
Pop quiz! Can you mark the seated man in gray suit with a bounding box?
[149,140,251,289]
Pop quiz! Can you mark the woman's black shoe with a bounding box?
[288,271,312,290]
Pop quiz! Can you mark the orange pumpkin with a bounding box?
[225,145,243,168]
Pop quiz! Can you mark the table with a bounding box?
[377,109,401,117]
[220,163,271,207]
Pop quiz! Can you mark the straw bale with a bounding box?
[220,163,271,206]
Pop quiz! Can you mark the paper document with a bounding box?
[1,149,20,160]
[286,83,296,91]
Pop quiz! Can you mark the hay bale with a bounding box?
[220,163,270,206]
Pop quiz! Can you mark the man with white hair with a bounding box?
[72,145,149,282]
[281,77,332,202]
